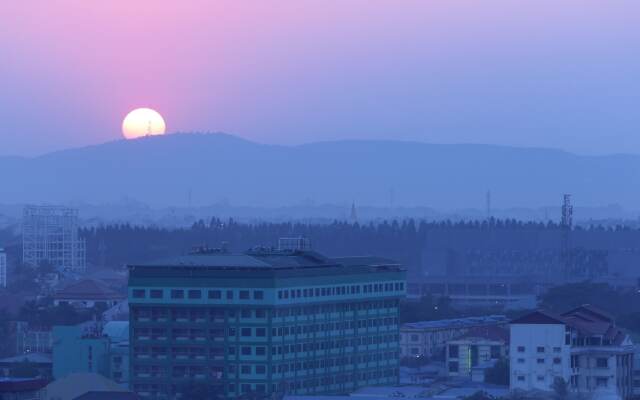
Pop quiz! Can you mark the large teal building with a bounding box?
[128,247,406,399]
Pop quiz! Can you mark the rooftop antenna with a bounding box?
[486,190,492,220]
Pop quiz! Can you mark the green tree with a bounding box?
[485,358,509,386]
[551,377,569,400]
[463,391,493,400]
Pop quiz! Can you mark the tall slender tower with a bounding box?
[350,201,358,224]
[486,190,492,220]
[560,194,573,281]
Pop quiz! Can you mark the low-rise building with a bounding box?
[446,325,509,382]
[42,373,126,400]
[400,315,508,358]
[0,377,48,400]
[53,279,125,309]
[52,321,129,387]
[0,353,52,379]
[510,305,634,399]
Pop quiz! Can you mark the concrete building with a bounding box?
[446,325,509,382]
[0,248,6,288]
[128,246,406,399]
[52,321,130,387]
[400,315,508,358]
[510,305,634,399]
[22,205,86,272]
[42,373,126,400]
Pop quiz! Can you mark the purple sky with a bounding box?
[1,0,639,156]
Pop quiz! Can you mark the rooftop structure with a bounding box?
[0,377,48,398]
[128,247,406,399]
[22,205,86,272]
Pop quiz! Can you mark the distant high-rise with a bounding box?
[22,205,86,272]
[0,248,6,288]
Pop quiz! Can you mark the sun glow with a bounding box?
[122,108,166,139]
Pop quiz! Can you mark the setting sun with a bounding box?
[122,108,166,139]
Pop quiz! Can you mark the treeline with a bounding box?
[79,217,640,270]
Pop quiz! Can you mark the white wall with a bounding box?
[510,323,571,391]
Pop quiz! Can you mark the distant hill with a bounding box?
[0,133,638,209]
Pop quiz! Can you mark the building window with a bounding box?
[255,309,266,318]
[256,328,266,337]
[226,290,233,300]
[596,358,608,368]
[133,289,145,298]
[241,365,251,374]
[410,334,419,342]
[490,346,501,359]
[537,358,545,364]
[256,365,266,374]
[241,328,252,337]
[448,361,459,372]
[256,347,266,356]
[553,357,562,365]
[537,346,545,353]
[241,384,251,393]
[171,289,184,299]
[208,290,221,299]
[517,376,525,382]
[254,290,264,300]
[188,290,201,299]
[239,290,250,299]
[241,309,251,318]
[517,358,525,364]
[596,377,608,387]
[150,289,163,299]
[228,328,236,337]
[517,346,525,353]
[553,347,561,353]
[241,347,251,355]
[449,345,459,358]
[537,376,545,382]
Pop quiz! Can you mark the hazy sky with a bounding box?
[1,1,639,156]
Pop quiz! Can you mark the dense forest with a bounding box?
[73,218,640,272]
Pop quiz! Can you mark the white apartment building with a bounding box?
[0,248,6,288]
[510,305,634,399]
[400,315,508,358]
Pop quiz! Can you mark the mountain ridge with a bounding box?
[1,132,638,209]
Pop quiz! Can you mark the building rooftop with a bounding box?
[512,305,628,345]
[53,279,124,301]
[402,315,508,331]
[0,377,48,392]
[0,353,52,365]
[132,249,400,272]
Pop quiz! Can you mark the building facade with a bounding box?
[52,322,130,387]
[400,315,508,358]
[128,248,406,399]
[22,205,86,272]
[446,326,509,382]
[510,305,634,399]
[0,248,6,288]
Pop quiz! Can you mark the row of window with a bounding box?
[133,371,397,397]
[134,336,399,358]
[133,288,264,301]
[277,282,405,300]
[516,345,562,353]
